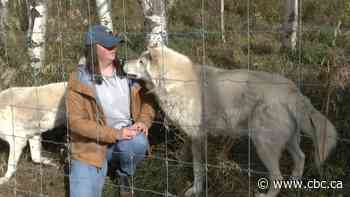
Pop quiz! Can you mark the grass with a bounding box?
[0,130,346,197]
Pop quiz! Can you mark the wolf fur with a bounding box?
[0,82,66,184]
[124,46,337,197]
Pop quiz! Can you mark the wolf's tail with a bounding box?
[297,95,337,167]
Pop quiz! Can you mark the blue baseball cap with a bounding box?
[85,25,123,48]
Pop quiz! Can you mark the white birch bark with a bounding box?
[95,0,113,31]
[138,0,167,47]
[0,0,9,44]
[28,0,48,70]
[282,0,298,50]
[221,0,225,43]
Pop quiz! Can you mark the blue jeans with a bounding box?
[107,132,149,176]
[69,133,148,197]
[69,159,108,197]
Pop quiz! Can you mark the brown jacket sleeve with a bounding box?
[67,86,118,144]
[135,89,156,129]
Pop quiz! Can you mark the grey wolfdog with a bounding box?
[0,82,66,184]
[124,46,337,197]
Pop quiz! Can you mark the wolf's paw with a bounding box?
[288,176,302,181]
[41,157,58,167]
[255,193,267,197]
[33,157,57,168]
[184,186,200,197]
[184,187,194,197]
[165,191,177,197]
[0,177,10,185]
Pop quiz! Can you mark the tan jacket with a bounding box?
[67,70,155,167]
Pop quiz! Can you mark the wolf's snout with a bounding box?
[123,61,142,79]
[123,65,137,76]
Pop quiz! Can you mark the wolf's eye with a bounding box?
[139,60,144,65]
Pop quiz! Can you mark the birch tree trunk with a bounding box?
[27,0,48,70]
[138,0,167,47]
[282,0,298,50]
[221,0,225,43]
[95,0,113,31]
[0,0,9,44]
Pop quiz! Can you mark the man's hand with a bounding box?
[130,122,149,136]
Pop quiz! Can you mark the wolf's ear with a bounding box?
[144,51,152,62]
[147,47,159,61]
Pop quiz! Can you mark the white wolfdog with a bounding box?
[124,46,337,197]
[0,82,66,184]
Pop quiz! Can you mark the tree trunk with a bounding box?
[138,0,167,47]
[0,0,9,45]
[282,0,298,50]
[95,0,113,31]
[221,0,225,43]
[27,0,48,70]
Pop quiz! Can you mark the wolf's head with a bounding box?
[123,46,195,85]
[123,50,154,81]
